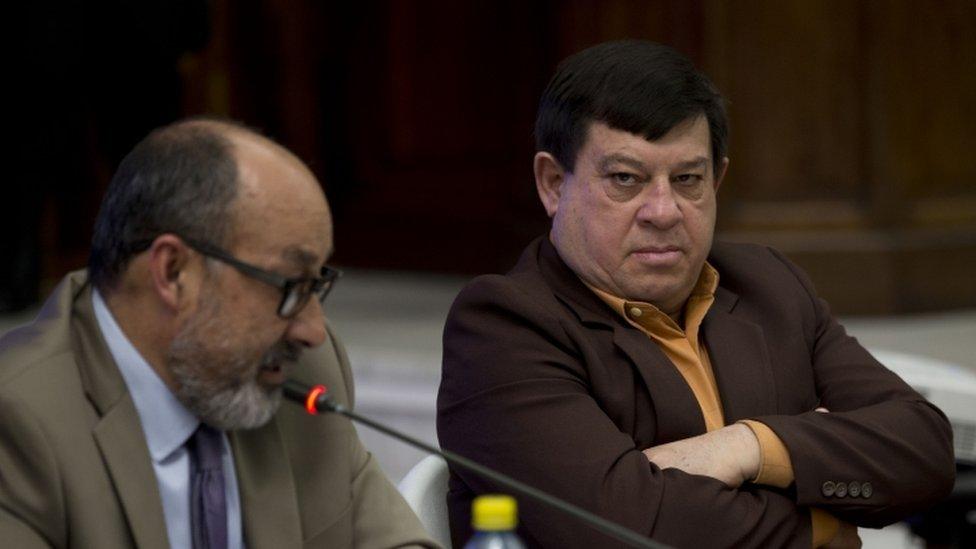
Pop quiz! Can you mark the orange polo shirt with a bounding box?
[585,264,840,547]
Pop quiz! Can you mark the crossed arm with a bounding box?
[629,249,954,546]
[438,270,954,548]
[643,411,864,548]
[642,421,762,489]
[440,277,812,548]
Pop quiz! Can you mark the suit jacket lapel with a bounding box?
[230,422,303,549]
[702,286,778,422]
[92,398,171,549]
[536,238,706,442]
[67,274,171,549]
[611,327,707,441]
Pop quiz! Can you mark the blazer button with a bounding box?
[861,482,873,498]
[848,481,861,498]
[835,481,848,498]
[821,481,836,497]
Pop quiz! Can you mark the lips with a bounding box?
[631,245,683,267]
[259,361,288,385]
[634,245,681,254]
[258,342,301,386]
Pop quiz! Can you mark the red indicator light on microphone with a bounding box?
[305,384,327,415]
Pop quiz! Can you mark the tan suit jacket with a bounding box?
[0,271,437,548]
[438,237,955,548]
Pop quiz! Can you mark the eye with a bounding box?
[611,172,639,186]
[673,173,704,186]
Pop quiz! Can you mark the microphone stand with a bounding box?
[282,379,667,549]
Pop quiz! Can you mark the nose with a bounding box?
[635,178,682,229]
[284,297,328,348]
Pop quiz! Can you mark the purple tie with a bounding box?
[188,424,228,549]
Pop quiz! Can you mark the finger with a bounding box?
[814,407,829,413]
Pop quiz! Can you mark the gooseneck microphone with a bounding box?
[282,379,668,549]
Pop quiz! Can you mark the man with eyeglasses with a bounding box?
[0,119,437,548]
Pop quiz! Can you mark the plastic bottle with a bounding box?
[463,494,527,549]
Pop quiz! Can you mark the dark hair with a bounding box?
[535,40,728,173]
[88,119,241,291]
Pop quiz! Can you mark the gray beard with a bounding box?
[166,296,287,431]
[172,370,282,431]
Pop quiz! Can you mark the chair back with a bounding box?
[398,454,452,548]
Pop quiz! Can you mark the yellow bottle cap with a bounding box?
[471,494,518,531]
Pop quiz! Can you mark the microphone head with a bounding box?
[282,379,330,414]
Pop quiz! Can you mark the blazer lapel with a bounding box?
[92,398,171,549]
[68,275,170,549]
[702,286,778,422]
[612,326,707,442]
[230,422,303,549]
[537,238,706,443]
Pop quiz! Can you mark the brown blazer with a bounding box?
[437,237,954,548]
[0,271,438,549]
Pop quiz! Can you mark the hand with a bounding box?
[822,520,861,549]
[642,424,761,488]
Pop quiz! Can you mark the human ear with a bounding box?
[146,234,196,312]
[534,152,567,218]
[713,157,730,192]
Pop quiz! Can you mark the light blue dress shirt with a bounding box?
[92,290,245,549]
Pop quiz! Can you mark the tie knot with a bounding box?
[189,424,224,471]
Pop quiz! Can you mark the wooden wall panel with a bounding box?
[15,0,975,313]
[705,1,976,313]
[860,1,976,225]
[174,0,976,312]
[550,0,703,60]
[705,1,867,205]
[327,1,551,272]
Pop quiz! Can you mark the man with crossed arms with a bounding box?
[438,41,954,548]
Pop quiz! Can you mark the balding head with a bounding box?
[88,117,328,292]
[224,129,333,264]
[88,118,335,430]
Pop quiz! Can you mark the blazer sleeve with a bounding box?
[438,276,815,549]
[0,389,61,548]
[751,248,955,527]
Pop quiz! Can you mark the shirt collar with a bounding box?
[583,262,720,337]
[91,289,199,462]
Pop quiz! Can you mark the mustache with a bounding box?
[262,340,302,366]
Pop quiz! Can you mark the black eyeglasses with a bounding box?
[172,236,341,318]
